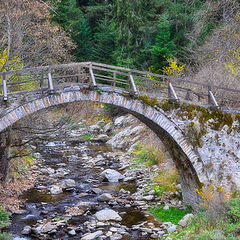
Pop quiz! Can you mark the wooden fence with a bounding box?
[0,62,240,109]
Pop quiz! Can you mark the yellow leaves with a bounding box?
[224,48,240,76]
[195,185,224,208]
[162,58,185,77]
[0,48,39,91]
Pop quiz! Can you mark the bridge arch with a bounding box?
[0,89,208,209]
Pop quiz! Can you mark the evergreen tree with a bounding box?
[52,0,93,61]
[111,0,156,68]
[93,18,116,64]
[150,16,177,71]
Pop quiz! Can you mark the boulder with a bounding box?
[178,214,194,227]
[100,169,124,183]
[95,209,122,221]
[81,231,103,240]
[21,226,31,235]
[167,224,177,233]
[97,193,113,202]
[36,222,57,234]
[110,234,122,240]
[95,134,109,142]
[103,122,113,133]
[50,185,63,195]
[59,179,76,189]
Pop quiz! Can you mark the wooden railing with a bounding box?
[0,62,240,109]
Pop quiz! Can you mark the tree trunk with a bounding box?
[0,127,12,182]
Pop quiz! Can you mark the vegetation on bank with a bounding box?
[0,206,11,240]
[149,206,188,225]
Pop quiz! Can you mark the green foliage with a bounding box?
[81,133,93,140]
[0,206,10,229]
[228,197,240,223]
[93,18,116,64]
[150,15,177,70]
[148,206,188,224]
[153,169,179,196]
[182,197,240,240]
[0,232,12,240]
[52,0,93,61]
[132,144,158,167]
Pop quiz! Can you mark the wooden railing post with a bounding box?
[2,73,8,101]
[128,73,138,95]
[40,70,44,88]
[113,72,116,87]
[89,63,97,89]
[208,85,219,109]
[48,69,54,92]
[168,82,179,103]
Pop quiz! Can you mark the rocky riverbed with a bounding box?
[8,114,186,240]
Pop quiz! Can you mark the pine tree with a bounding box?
[52,0,93,61]
[150,16,177,71]
[93,18,116,64]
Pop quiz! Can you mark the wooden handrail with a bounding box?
[0,61,239,109]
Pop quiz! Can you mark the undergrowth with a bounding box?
[80,133,93,140]
[153,168,179,196]
[132,143,165,167]
[0,205,11,240]
[148,206,189,225]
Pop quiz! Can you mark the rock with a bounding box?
[150,234,158,239]
[96,134,109,142]
[36,222,57,233]
[142,195,154,201]
[119,188,129,195]
[148,190,155,195]
[178,214,194,227]
[103,122,113,133]
[124,176,136,182]
[68,229,76,236]
[163,205,169,210]
[81,231,103,240]
[95,209,122,221]
[92,188,102,194]
[97,193,113,202]
[59,179,76,189]
[76,201,98,210]
[89,124,101,133]
[21,226,31,235]
[46,142,55,147]
[167,225,177,233]
[100,169,124,183]
[50,185,63,195]
[114,116,125,127]
[110,234,122,240]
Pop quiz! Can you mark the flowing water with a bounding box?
[8,140,160,240]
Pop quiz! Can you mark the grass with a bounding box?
[132,143,165,167]
[153,168,179,196]
[80,133,93,140]
[148,206,189,224]
[166,196,240,240]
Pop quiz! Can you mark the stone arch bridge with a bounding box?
[0,62,239,208]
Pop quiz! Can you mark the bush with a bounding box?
[0,206,10,229]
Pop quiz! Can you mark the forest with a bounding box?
[0,0,239,89]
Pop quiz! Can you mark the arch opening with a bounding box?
[0,90,205,208]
